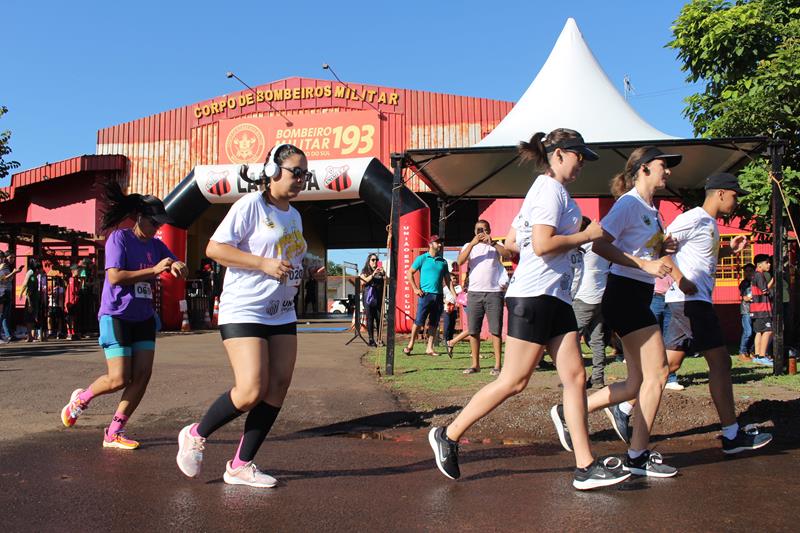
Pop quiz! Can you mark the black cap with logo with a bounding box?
[704,172,749,196]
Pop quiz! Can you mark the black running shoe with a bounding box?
[573,456,631,490]
[429,427,460,480]
[604,404,631,445]
[550,404,573,452]
[722,425,773,454]
[624,450,677,478]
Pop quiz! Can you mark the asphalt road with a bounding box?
[1,331,797,532]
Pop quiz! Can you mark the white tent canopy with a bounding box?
[404,18,766,198]
[478,18,675,146]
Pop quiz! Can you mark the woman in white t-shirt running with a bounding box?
[429,129,630,490]
[552,146,682,478]
[176,144,312,489]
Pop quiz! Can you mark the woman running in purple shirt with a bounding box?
[60,180,187,449]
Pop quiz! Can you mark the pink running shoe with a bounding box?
[176,424,206,478]
[60,388,87,428]
[102,429,139,450]
[222,461,278,488]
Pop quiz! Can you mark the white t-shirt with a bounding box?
[211,192,307,325]
[574,243,611,305]
[665,207,719,304]
[506,175,582,304]
[602,187,665,284]
[460,242,504,292]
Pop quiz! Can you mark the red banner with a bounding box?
[218,111,381,164]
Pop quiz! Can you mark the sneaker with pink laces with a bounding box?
[102,429,139,450]
[222,461,278,488]
[176,424,206,478]
[60,388,87,428]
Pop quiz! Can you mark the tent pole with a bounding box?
[438,197,447,241]
[770,140,786,375]
[385,153,404,376]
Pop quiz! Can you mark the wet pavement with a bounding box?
[1,330,798,532]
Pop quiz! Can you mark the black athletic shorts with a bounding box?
[602,274,658,337]
[506,295,577,345]
[219,322,297,340]
[753,317,773,333]
[664,301,725,353]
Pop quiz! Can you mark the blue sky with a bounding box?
[4,0,698,265]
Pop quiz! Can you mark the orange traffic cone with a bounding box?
[181,311,191,332]
[203,309,212,329]
[212,297,220,326]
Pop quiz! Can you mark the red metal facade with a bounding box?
[1,155,126,201]
[95,77,513,197]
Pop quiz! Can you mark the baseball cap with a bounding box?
[428,234,443,244]
[140,195,174,225]
[704,173,749,196]
[630,146,683,170]
[545,134,599,161]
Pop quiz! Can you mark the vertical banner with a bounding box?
[219,111,381,164]
[396,208,430,333]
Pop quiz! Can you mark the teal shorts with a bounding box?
[98,315,160,359]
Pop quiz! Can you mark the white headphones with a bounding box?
[263,143,291,181]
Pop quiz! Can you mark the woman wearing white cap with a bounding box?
[430,128,630,490]
[551,146,682,478]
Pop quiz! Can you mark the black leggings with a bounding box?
[364,303,379,341]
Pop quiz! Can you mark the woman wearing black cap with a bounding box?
[430,128,630,490]
[176,144,317,488]
[551,145,682,478]
[59,180,187,450]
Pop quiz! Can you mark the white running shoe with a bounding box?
[223,461,278,488]
[176,424,206,478]
[665,381,685,391]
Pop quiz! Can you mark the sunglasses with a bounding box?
[280,167,313,181]
[370,258,378,262]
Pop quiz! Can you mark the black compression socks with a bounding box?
[196,390,244,438]
[237,402,281,463]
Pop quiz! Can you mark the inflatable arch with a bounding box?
[159,157,428,332]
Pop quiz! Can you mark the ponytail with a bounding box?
[518,128,587,175]
[518,132,548,171]
[610,146,653,199]
[100,180,144,230]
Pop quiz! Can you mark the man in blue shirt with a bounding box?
[403,235,454,356]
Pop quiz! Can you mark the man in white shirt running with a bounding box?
[661,173,772,454]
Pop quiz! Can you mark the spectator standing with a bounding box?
[20,258,40,342]
[751,254,774,366]
[572,241,610,388]
[0,252,23,342]
[49,276,66,339]
[359,253,385,347]
[455,220,507,375]
[737,263,756,360]
[403,235,454,357]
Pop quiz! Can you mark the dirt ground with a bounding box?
[363,350,800,445]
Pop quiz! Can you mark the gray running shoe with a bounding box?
[722,425,773,454]
[573,456,631,490]
[550,404,573,452]
[429,427,460,480]
[604,404,631,444]
[624,450,677,478]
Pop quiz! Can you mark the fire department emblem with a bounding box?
[323,165,352,192]
[225,123,266,163]
[205,170,231,197]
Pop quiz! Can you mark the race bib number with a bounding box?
[134,282,153,299]
[285,266,304,287]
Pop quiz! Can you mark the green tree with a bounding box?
[327,260,343,276]
[0,106,20,200]
[669,0,800,238]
